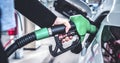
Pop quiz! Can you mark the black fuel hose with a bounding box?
[6,32,36,57]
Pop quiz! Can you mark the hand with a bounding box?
[53,17,71,33]
[53,17,72,42]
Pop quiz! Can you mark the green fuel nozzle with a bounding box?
[70,15,97,42]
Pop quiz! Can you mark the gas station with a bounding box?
[0,0,120,63]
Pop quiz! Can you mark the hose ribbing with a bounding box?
[6,32,36,57]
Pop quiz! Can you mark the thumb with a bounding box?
[64,22,71,33]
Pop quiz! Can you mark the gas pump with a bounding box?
[5,15,97,58]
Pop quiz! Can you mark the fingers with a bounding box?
[58,34,73,43]
[64,37,70,42]
[62,36,73,43]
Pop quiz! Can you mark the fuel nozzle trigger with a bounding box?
[49,32,82,57]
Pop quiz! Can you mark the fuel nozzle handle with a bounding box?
[50,21,76,36]
[48,15,97,57]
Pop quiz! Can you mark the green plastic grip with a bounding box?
[70,15,97,42]
[35,28,49,40]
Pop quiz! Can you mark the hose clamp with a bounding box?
[48,28,52,36]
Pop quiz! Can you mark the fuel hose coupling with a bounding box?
[35,28,50,40]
